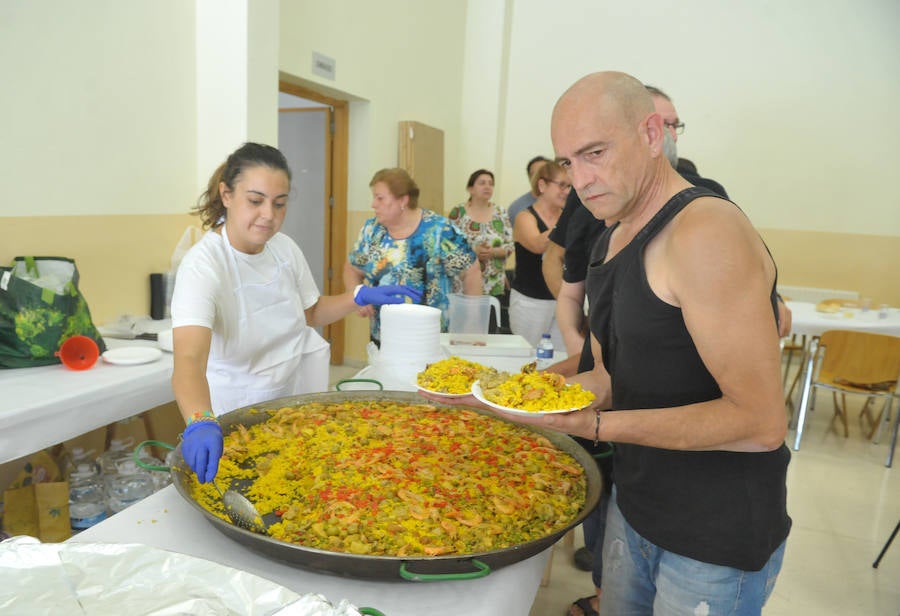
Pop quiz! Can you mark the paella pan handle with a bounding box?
[593,442,615,459]
[335,378,384,391]
[398,558,491,581]
[134,440,176,472]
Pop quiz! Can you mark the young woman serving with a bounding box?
[172,144,419,483]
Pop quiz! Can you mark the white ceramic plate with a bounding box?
[414,380,474,398]
[102,346,163,366]
[471,381,580,416]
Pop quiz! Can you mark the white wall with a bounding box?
[473,0,900,236]
[278,0,468,213]
[0,1,198,217]
[4,0,896,240]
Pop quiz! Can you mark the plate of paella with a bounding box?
[415,356,490,397]
[471,369,595,416]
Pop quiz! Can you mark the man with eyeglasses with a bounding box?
[645,85,729,199]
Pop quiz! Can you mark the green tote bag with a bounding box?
[0,256,107,369]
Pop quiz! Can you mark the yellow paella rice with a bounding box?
[416,356,490,394]
[481,370,595,412]
[188,401,587,557]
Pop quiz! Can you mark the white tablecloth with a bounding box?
[0,339,173,465]
[787,301,900,338]
[69,476,549,616]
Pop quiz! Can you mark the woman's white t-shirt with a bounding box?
[171,230,321,384]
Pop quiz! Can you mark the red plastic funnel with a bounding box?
[55,335,100,370]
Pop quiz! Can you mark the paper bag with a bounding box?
[3,483,71,542]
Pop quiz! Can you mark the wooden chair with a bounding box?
[785,298,868,410]
[792,330,900,464]
[782,334,807,388]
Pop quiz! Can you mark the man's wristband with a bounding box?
[593,409,602,446]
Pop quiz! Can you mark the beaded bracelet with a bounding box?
[186,410,217,426]
[593,408,602,446]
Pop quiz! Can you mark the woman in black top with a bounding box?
[509,160,569,349]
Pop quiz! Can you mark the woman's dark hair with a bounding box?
[192,142,291,229]
[369,168,420,209]
[466,169,494,189]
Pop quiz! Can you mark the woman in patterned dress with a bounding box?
[447,169,513,297]
[344,168,482,343]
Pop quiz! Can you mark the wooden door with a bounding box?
[398,121,445,213]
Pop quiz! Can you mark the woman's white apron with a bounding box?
[207,227,330,416]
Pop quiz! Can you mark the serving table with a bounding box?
[58,338,564,616]
[0,339,173,465]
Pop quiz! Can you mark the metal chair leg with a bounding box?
[886,396,899,468]
[872,519,899,568]
[793,339,820,450]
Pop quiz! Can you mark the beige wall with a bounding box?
[0,215,197,324]
[760,229,900,306]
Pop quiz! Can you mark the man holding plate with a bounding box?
[420,71,790,615]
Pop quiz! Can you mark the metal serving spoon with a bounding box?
[212,482,267,534]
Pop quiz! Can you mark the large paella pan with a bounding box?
[163,390,602,581]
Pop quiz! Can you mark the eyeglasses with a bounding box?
[664,121,685,135]
[545,179,572,191]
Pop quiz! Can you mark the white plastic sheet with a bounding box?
[0,537,362,616]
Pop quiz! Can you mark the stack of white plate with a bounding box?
[372,304,444,389]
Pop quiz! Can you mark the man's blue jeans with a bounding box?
[600,489,785,615]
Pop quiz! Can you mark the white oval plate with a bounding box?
[414,380,474,398]
[102,346,163,366]
[471,380,580,416]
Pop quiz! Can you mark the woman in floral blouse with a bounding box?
[344,168,481,343]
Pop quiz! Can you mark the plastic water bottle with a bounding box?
[106,458,155,513]
[97,437,134,491]
[69,464,108,531]
[536,333,555,370]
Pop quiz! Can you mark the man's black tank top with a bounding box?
[586,187,791,571]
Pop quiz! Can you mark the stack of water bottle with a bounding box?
[66,439,171,533]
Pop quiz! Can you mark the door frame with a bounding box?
[278,81,349,365]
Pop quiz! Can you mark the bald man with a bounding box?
[420,71,791,614]
[550,71,790,615]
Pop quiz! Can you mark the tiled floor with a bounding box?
[327,363,900,616]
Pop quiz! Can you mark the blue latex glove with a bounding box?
[181,421,223,484]
[354,284,423,306]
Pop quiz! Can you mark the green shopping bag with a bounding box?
[0,256,107,368]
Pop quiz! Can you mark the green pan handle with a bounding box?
[134,440,175,472]
[335,378,384,391]
[359,609,387,616]
[593,442,615,459]
[398,559,491,581]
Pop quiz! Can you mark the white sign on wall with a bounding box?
[312,52,336,80]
